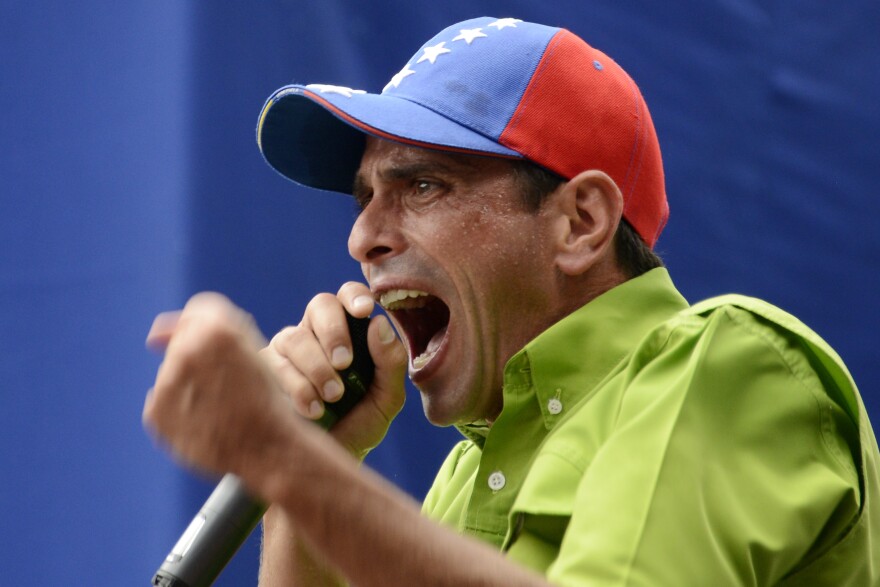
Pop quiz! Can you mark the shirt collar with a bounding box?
[458,268,689,443]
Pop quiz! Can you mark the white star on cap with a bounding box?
[383,66,416,92]
[305,84,366,98]
[452,28,488,44]
[417,41,452,64]
[489,18,522,30]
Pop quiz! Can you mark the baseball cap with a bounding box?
[257,17,668,247]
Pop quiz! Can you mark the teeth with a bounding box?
[379,289,430,310]
[412,348,437,369]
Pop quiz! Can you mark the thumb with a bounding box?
[146,311,182,351]
[366,314,407,418]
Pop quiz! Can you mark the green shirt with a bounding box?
[423,269,880,586]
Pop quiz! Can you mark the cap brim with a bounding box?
[257,85,521,194]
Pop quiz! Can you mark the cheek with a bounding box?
[430,223,513,273]
[449,223,550,297]
[419,192,552,283]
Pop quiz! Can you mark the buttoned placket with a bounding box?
[462,357,558,549]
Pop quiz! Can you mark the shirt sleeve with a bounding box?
[546,305,861,586]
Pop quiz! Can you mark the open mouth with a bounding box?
[379,289,450,370]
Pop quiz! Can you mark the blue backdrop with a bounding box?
[2,1,878,584]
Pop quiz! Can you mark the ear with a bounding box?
[552,170,623,276]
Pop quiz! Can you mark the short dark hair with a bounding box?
[613,216,664,278]
[510,159,664,278]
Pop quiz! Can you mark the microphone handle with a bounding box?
[152,313,375,587]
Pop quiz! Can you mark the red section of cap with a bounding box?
[499,30,668,247]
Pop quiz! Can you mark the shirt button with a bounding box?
[547,398,563,415]
[488,471,506,491]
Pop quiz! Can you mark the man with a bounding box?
[144,17,880,585]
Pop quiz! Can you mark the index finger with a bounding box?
[337,281,374,318]
[301,293,358,371]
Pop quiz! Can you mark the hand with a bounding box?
[261,282,407,459]
[143,292,290,478]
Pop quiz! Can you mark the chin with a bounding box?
[419,393,467,428]
[420,398,455,427]
[419,386,494,428]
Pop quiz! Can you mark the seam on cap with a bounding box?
[499,29,564,144]
[385,90,510,146]
[652,201,669,245]
[392,27,557,141]
[399,89,499,140]
[624,75,645,209]
[621,74,644,205]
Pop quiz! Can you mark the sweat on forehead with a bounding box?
[351,139,519,201]
[257,16,668,247]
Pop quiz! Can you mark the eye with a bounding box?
[405,178,449,211]
[412,179,447,199]
[353,190,373,212]
[415,180,435,194]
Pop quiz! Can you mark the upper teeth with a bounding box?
[380,289,430,310]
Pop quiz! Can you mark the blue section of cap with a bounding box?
[257,18,559,192]
[385,17,559,140]
[299,87,523,156]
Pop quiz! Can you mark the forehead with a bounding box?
[354,137,518,187]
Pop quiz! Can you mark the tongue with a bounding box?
[412,325,447,370]
[425,326,446,354]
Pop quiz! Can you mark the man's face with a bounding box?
[349,137,563,426]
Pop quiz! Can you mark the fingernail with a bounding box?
[352,295,373,313]
[331,346,352,368]
[309,400,324,419]
[323,379,343,401]
[378,316,396,344]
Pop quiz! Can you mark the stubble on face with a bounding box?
[350,139,561,426]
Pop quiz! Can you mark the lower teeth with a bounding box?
[412,349,436,369]
[412,326,446,370]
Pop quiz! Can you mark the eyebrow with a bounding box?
[355,153,488,186]
[353,153,485,197]
[382,161,456,181]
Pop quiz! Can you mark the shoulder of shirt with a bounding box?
[681,294,836,354]
[669,294,860,423]
[540,292,865,486]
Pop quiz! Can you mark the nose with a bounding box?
[347,197,404,265]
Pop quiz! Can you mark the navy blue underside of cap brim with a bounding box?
[260,95,366,194]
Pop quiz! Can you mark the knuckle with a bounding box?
[183,293,234,325]
[182,309,238,347]
[308,363,340,387]
[294,393,317,415]
[272,361,315,405]
[306,292,338,313]
[338,281,369,297]
[271,325,301,346]
[269,326,313,360]
[324,320,349,340]
[289,386,319,416]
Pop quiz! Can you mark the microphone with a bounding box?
[152,313,375,587]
